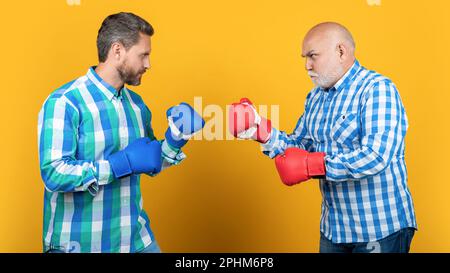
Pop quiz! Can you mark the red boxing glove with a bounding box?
[228,98,272,143]
[274,148,326,186]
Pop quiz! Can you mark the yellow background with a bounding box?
[0,0,449,252]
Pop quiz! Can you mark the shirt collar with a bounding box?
[86,66,125,100]
[325,59,361,93]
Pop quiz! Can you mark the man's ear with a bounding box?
[110,42,124,62]
[337,44,347,62]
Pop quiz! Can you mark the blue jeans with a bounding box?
[319,228,415,253]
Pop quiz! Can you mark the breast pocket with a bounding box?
[330,112,360,147]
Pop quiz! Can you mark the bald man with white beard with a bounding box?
[229,22,417,253]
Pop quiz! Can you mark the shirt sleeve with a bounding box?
[38,96,114,197]
[261,96,314,158]
[325,80,407,182]
[160,139,186,167]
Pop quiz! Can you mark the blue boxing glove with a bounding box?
[108,137,162,179]
[165,102,205,149]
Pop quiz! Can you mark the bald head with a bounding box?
[304,22,355,54]
[302,22,356,89]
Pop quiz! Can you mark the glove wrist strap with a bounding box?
[165,128,188,149]
[307,152,326,177]
[108,151,132,179]
[255,117,272,143]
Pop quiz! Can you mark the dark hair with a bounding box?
[97,12,154,62]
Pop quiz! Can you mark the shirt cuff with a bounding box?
[260,128,279,154]
[95,160,113,185]
[74,167,99,197]
[78,160,114,197]
[161,139,187,165]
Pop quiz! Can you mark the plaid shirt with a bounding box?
[38,67,185,252]
[262,60,417,243]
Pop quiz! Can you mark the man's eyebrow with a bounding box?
[302,50,317,58]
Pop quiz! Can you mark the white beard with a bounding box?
[311,66,344,89]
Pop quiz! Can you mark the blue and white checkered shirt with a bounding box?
[262,60,417,243]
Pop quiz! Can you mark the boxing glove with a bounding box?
[228,98,272,143]
[275,147,326,186]
[165,102,205,149]
[108,137,162,179]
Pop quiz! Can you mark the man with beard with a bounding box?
[228,22,417,253]
[38,12,204,253]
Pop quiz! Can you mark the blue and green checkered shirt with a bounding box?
[38,67,184,252]
[262,60,417,243]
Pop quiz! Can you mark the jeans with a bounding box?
[319,228,415,253]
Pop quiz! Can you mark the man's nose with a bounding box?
[305,58,313,71]
[144,58,151,70]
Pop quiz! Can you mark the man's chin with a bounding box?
[126,77,142,86]
[311,79,322,88]
[312,78,333,89]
